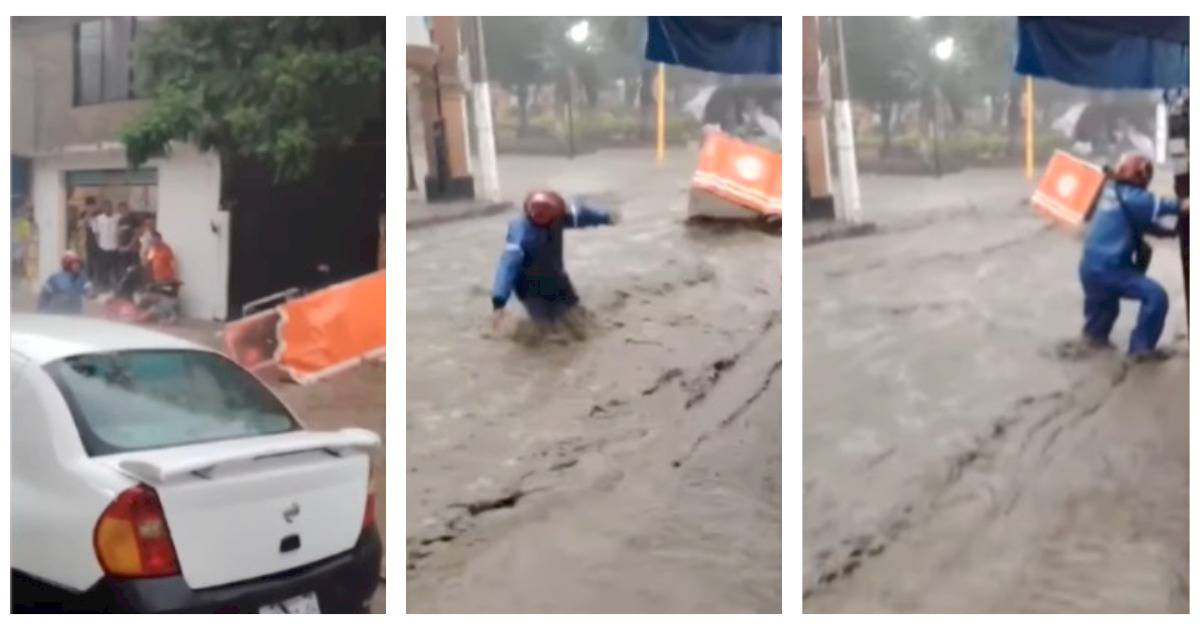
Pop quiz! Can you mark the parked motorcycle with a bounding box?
[102,263,182,324]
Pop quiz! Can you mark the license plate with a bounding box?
[259,591,321,614]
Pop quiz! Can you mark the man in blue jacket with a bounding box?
[1080,153,1188,361]
[37,251,91,315]
[492,190,619,339]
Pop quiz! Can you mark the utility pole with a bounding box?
[1167,91,1188,317]
[931,86,943,178]
[1024,76,1035,181]
[566,68,577,159]
[656,63,666,163]
[831,16,863,223]
[466,16,500,201]
[407,107,416,191]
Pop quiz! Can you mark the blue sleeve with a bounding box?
[36,280,54,310]
[72,274,89,296]
[491,223,525,309]
[565,201,613,229]
[1122,188,1180,236]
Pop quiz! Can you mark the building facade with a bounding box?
[802,16,835,220]
[12,16,229,320]
[406,16,477,202]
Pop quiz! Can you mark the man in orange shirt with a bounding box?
[143,230,178,285]
[134,230,181,323]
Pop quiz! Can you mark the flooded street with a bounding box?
[803,168,1188,612]
[405,149,782,612]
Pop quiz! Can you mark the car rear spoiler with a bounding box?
[112,428,381,485]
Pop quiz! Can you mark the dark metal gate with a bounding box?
[224,134,385,320]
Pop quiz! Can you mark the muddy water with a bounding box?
[406,154,782,612]
[804,199,1188,613]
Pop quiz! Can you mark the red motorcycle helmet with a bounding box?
[524,190,568,226]
[61,250,82,273]
[1112,152,1154,189]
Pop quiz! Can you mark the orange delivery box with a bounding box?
[1031,150,1107,232]
[689,130,782,219]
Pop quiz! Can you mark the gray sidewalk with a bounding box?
[405,191,513,229]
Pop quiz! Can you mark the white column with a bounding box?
[473,82,501,201]
[1155,101,1168,165]
[832,100,862,223]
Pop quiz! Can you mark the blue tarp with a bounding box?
[1014,17,1188,89]
[645,17,782,75]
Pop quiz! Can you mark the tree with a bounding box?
[592,16,648,111]
[482,17,551,134]
[121,17,384,182]
[951,16,1018,128]
[840,17,924,157]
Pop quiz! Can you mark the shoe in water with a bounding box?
[1081,335,1116,351]
[1128,348,1173,363]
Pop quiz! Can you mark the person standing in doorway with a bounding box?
[116,202,141,282]
[138,216,158,261]
[12,205,33,280]
[89,199,120,291]
[80,196,100,285]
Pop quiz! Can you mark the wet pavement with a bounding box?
[405,149,782,612]
[804,167,1188,612]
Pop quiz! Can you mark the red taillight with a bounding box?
[94,485,181,578]
[363,491,377,531]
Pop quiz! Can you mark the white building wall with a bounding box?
[32,144,229,320]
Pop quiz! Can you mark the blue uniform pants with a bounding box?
[1079,266,1169,354]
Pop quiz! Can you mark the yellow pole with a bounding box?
[1024,76,1034,181]
[656,63,666,163]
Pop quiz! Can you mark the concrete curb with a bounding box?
[406,201,514,230]
[802,221,878,246]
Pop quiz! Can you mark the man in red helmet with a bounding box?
[1080,152,1189,361]
[491,190,619,339]
[37,250,91,315]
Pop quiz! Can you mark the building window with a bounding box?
[73,18,138,106]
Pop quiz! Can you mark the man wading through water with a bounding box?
[491,190,620,342]
[1080,152,1189,362]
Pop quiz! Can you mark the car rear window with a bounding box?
[44,350,299,456]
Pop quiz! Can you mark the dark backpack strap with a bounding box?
[1114,186,1153,273]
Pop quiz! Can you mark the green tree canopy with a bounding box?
[121,17,384,181]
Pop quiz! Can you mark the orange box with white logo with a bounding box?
[1031,150,1107,231]
[690,131,782,217]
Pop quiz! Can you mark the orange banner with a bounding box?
[276,270,386,385]
[690,131,782,217]
[1031,150,1106,231]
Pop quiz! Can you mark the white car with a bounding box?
[10,314,382,613]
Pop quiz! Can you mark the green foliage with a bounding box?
[121,17,384,181]
[857,127,1073,168]
[842,16,1019,125]
[484,16,652,115]
[495,110,699,153]
[840,17,925,106]
[482,16,551,88]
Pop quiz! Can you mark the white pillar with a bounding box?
[1155,101,1168,165]
[832,99,862,223]
[473,82,501,201]
[832,17,863,224]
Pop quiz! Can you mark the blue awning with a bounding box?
[1014,17,1188,89]
[645,17,782,75]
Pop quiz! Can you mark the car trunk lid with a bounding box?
[98,429,378,589]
